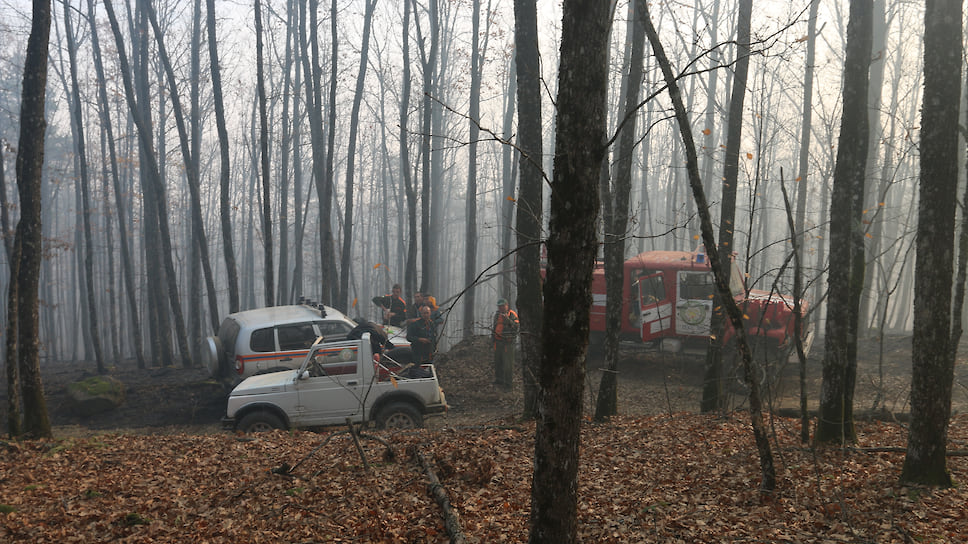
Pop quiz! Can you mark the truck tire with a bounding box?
[238,411,285,433]
[723,339,772,389]
[376,402,423,429]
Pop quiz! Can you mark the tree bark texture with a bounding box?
[463,0,482,338]
[255,0,274,307]
[795,0,820,445]
[400,0,418,298]
[816,0,872,446]
[595,0,644,421]
[901,0,961,487]
[319,0,339,304]
[414,0,439,295]
[528,1,609,542]
[206,0,239,314]
[13,0,53,438]
[63,0,105,373]
[513,0,543,420]
[701,0,750,415]
[339,0,377,313]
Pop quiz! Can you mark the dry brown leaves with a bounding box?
[2,413,967,543]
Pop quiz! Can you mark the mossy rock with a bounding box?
[65,376,126,417]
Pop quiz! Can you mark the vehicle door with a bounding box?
[292,343,368,426]
[634,272,673,342]
[244,321,321,376]
[675,271,715,337]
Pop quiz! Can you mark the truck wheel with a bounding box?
[725,339,773,389]
[377,402,423,429]
[238,411,285,433]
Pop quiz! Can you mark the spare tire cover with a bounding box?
[202,336,224,377]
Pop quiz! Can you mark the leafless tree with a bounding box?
[530,1,609,540]
[61,0,105,372]
[816,0,872,445]
[8,0,53,439]
[206,0,239,314]
[901,0,961,487]
[513,0,543,419]
[338,0,378,313]
[595,0,644,421]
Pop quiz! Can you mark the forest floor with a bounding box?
[2,334,968,542]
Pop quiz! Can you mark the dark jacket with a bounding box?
[372,294,408,327]
[407,317,437,362]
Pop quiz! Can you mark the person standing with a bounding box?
[491,298,519,389]
[372,284,408,327]
[407,305,437,363]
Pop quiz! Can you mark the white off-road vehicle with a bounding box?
[222,334,446,432]
[201,304,358,384]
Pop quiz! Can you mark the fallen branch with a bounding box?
[346,418,371,472]
[416,449,465,544]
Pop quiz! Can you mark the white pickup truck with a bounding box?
[222,334,447,432]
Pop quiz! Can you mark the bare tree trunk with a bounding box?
[499,56,516,300]
[794,0,820,444]
[86,0,146,368]
[642,0,775,492]
[816,0,872,446]
[188,0,203,351]
[463,0,483,338]
[1,133,19,435]
[338,0,378,313]
[289,0,306,303]
[144,0,220,337]
[400,0,418,299]
[529,2,609,541]
[702,0,751,414]
[413,0,438,295]
[12,0,53,439]
[253,0,274,307]
[513,0,543,420]
[206,0,239,314]
[0,144,11,260]
[62,0,105,372]
[859,0,887,332]
[105,0,191,367]
[278,0,295,305]
[321,0,339,305]
[901,0,961,487]
[4,230,21,436]
[698,0,721,202]
[595,0,643,421]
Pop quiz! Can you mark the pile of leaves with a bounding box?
[2,413,967,543]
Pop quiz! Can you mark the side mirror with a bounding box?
[300,370,310,380]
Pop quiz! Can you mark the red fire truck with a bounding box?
[590,249,812,361]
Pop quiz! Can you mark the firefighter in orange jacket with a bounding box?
[491,298,519,389]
